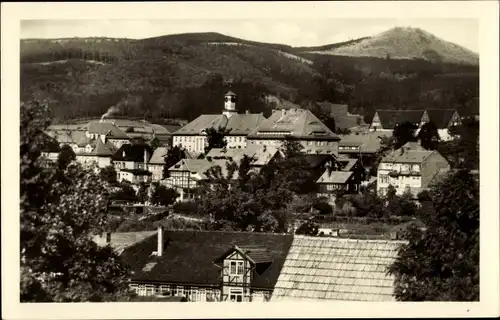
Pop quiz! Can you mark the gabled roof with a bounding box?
[248,109,340,141]
[271,236,405,301]
[120,230,293,290]
[338,158,359,171]
[206,145,281,167]
[168,159,238,180]
[92,231,157,255]
[317,170,354,184]
[316,102,363,130]
[148,147,169,165]
[373,110,425,129]
[426,109,459,128]
[174,113,266,136]
[111,144,153,162]
[85,121,130,139]
[93,138,118,156]
[339,131,393,154]
[214,245,273,265]
[382,141,434,164]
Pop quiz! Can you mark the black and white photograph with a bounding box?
[2,1,499,319]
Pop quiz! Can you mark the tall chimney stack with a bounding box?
[106,232,111,244]
[144,148,148,169]
[157,225,164,257]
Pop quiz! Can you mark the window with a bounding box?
[230,261,236,274]
[237,261,244,274]
[380,174,389,184]
[229,261,244,275]
[230,289,243,302]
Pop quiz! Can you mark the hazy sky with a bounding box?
[21,18,478,52]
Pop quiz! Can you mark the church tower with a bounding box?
[222,91,238,118]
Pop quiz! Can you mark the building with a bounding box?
[75,135,118,168]
[205,144,283,172]
[316,101,364,131]
[163,158,237,201]
[271,236,405,301]
[377,141,450,198]
[247,108,341,156]
[111,144,153,184]
[148,147,169,182]
[315,157,365,203]
[172,92,266,155]
[338,131,393,169]
[120,228,294,302]
[370,109,461,141]
[370,110,427,131]
[424,109,461,141]
[84,121,131,149]
[100,118,176,148]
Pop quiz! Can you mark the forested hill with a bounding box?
[20,28,479,122]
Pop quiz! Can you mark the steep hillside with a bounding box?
[20,28,479,122]
[305,27,479,66]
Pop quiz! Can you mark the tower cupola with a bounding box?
[223,91,237,118]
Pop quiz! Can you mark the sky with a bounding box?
[21,18,478,52]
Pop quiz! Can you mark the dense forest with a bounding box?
[20,32,479,122]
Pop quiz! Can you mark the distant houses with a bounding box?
[369,109,461,141]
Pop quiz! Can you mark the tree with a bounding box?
[295,218,319,236]
[20,101,131,302]
[57,144,76,169]
[443,117,479,170]
[163,145,187,179]
[136,182,148,203]
[100,165,118,185]
[204,126,231,154]
[388,169,479,301]
[110,181,137,202]
[393,121,418,149]
[418,121,440,150]
[148,182,179,206]
[149,137,162,151]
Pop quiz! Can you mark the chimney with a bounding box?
[157,225,164,257]
[245,110,249,115]
[282,109,286,117]
[105,232,111,244]
[144,148,148,168]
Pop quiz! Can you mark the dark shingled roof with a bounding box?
[121,230,293,290]
[292,154,336,169]
[426,109,459,129]
[374,110,425,129]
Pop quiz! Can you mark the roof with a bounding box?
[248,109,340,141]
[426,109,458,128]
[120,230,294,289]
[271,236,405,301]
[92,231,157,254]
[338,159,358,171]
[317,170,354,184]
[149,147,169,164]
[111,144,153,162]
[206,145,281,166]
[93,138,118,156]
[85,121,130,139]
[225,91,237,96]
[339,131,393,154]
[382,142,433,164]
[373,110,425,129]
[120,169,152,175]
[291,154,336,169]
[174,113,266,136]
[168,159,238,180]
[316,102,363,130]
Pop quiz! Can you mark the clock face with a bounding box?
[231,97,236,103]
[225,97,229,103]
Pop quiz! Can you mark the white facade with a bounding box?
[377,162,422,196]
[247,139,338,156]
[173,134,248,155]
[75,155,112,168]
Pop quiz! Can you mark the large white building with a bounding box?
[246,108,341,156]
[377,142,450,198]
[172,91,266,156]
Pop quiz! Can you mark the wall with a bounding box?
[420,152,450,187]
[149,164,164,181]
[221,251,252,302]
[173,135,206,155]
[129,283,221,302]
[377,162,422,196]
[224,135,247,149]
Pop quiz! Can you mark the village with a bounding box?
[33,90,478,302]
